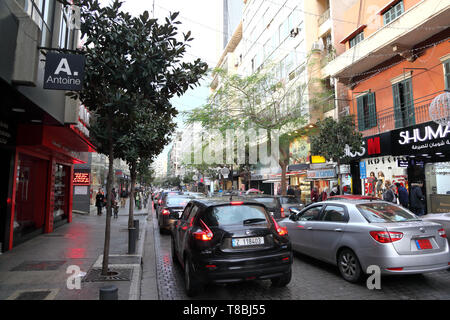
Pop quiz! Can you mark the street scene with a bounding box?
[1,0,450,306]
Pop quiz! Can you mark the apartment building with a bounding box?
[323,0,450,212]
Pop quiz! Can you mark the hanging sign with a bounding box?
[73,172,90,185]
[44,52,85,91]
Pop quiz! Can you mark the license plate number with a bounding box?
[232,237,264,247]
[416,239,432,250]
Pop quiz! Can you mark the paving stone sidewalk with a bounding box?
[0,199,150,300]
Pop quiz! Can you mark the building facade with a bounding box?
[0,0,95,252]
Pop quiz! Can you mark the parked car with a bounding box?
[246,188,263,195]
[158,195,195,233]
[246,195,304,220]
[171,198,292,296]
[279,199,450,283]
[422,212,450,245]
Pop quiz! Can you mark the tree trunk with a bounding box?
[128,160,137,229]
[280,161,287,196]
[101,113,114,276]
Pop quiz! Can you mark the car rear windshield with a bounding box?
[357,203,421,223]
[279,197,301,204]
[251,197,277,209]
[166,197,191,206]
[201,205,269,227]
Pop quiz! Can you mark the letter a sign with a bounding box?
[44,52,85,91]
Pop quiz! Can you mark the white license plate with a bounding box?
[232,237,264,247]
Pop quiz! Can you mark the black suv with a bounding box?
[171,198,292,296]
[158,195,195,234]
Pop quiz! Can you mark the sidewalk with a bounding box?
[0,199,153,300]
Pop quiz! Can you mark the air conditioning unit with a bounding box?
[290,28,299,37]
[311,41,324,52]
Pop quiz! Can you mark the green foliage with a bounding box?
[309,115,363,163]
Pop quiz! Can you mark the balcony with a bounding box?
[356,91,445,137]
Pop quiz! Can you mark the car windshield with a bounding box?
[357,203,421,223]
[279,197,301,204]
[202,205,269,227]
[166,197,191,206]
[251,197,277,209]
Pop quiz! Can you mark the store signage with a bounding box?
[359,161,367,179]
[397,159,409,167]
[73,172,90,185]
[392,122,450,155]
[367,137,380,155]
[344,132,391,159]
[307,168,336,179]
[311,155,326,163]
[44,52,85,91]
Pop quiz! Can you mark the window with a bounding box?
[444,59,450,90]
[322,205,347,222]
[298,205,323,221]
[392,78,415,128]
[357,203,419,223]
[356,92,377,131]
[22,0,55,47]
[202,205,268,227]
[383,1,404,25]
[349,31,364,48]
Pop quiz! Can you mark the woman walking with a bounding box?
[95,188,105,216]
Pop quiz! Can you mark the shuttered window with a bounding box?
[392,78,415,129]
[383,1,404,25]
[444,59,450,90]
[356,92,377,131]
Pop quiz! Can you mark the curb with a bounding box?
[128,214,148,300]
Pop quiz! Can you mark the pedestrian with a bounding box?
[95,188,105,216]
[330,186,338,197]
[311,187,319,203]
[107,188,118,218]
[395,183,409,208]
[120,188,128,208]
[382,180,397,203]
[410,182,426,216]
[287,185,295,196]
[320,187,328,201]
[294,185,302,202]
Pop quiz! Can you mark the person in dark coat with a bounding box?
[311,187,319,203]
[395,183,409,208]
[294,185,302,202]
[287,185,295,196]
[410,182,425,216]
[95,188,105,216]
[382,181,397,203]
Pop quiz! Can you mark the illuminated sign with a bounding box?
[73,172,90,185]
[311,155,326,163]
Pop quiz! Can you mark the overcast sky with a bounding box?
[99,0,223,163]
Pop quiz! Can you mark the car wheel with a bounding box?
[271,267,292,287]
[338,248,362,283]
[184,256,202,297]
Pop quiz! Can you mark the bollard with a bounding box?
[134,219,140,240]
[128,227,136,254]
[99,285,118,300]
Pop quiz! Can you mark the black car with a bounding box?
[156,190,183,216]
[158,195,195,233]
[171,198,292,296]
[246,195,304,220]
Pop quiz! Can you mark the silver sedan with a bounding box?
[279,200,450,282]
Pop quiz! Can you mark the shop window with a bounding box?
[53,164,69,224]
[383,1,404,25]
[425,162,450,214]
[349,31,364,48]
[356,92,377,131]
[392,78,415,129]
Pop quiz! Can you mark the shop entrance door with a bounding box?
[13,154,49,244]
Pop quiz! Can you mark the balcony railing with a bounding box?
[356,91,446,137]
[318,8,330,26]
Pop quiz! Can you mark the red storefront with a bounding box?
[6,124,95,250]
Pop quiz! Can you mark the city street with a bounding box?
[145,205,450,300]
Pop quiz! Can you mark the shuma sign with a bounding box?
[44,52,85,91]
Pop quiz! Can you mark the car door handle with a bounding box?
[334,228,342,232]
[307,227,313,230]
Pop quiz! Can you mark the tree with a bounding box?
[185,62,311,195]
[66,0,207,275]
[309,115,363,194]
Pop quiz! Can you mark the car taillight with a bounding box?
[158,199,162,204]
[271,216,288,236]
[438,228,447,238]
[162,208,170,216]
[230,201,244,205]
[370,231,403,243]
[192,219,213,241]
[281,207,285,218]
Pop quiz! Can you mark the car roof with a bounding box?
[190,197,266,208]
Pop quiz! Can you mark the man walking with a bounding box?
[395,183,409,208]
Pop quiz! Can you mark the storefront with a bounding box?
[391,121,450,214]
[287,164,310,203]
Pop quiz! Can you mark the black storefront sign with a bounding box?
[344,131,392,160]
[391,121,450,156]
[43,52,85,91]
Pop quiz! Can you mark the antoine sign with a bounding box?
[44,52,85,91]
